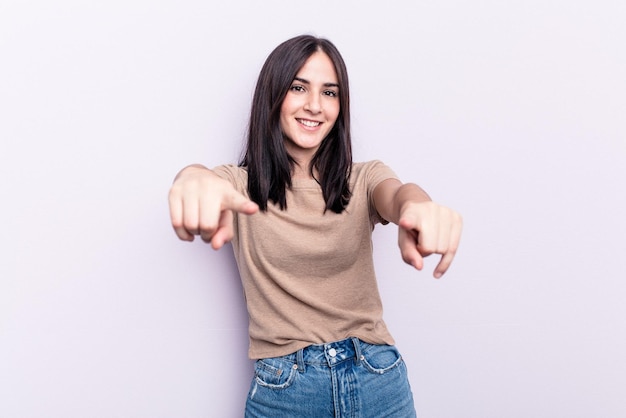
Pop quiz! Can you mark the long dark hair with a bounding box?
[239,35,352,213]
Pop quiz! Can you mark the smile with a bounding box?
[297,119,321,128]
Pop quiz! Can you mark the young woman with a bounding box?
[168,35,462,417]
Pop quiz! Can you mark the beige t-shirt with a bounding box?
[214,160,398,359]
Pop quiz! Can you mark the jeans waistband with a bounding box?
[284,337,363,371]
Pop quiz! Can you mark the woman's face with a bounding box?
[280,51,340,164]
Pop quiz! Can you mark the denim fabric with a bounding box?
[245,337,417,417]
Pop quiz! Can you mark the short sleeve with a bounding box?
[365,160,399,192]
[360,160,399,226]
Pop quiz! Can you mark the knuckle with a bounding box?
[171,218,184,229]
[419,241,436,253]
[182,221,200,235]
[168,182,182,195]
[200,234,214,244]
[198,219,217,233]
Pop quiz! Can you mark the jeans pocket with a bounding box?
[360,344,404,374]
[253,357,298,389]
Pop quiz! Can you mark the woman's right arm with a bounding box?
[168,164,258,249]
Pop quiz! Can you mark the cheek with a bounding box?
[328,98,340,118]
[279,102,292,131]
[328,105,340,125]
[278,116,289,136]
[280,94,299,115]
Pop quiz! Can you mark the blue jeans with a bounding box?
[245,337,417,417]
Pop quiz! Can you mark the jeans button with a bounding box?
[328,348,337,357]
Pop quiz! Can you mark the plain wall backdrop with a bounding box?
[1,1,625,417]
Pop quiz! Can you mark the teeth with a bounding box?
[298,119,320,127]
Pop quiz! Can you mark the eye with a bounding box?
[290,85,305,93]
[323,90,338,97]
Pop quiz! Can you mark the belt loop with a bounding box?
[351,337,362,365]
[296,348,305,373]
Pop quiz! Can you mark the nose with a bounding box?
[304,93,322,114]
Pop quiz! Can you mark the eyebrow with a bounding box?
[293,77,339,88]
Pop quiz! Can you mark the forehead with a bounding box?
[295,51,338,82]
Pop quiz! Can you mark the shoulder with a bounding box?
[351,160,399,188]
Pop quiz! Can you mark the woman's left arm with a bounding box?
[373,179,463,278]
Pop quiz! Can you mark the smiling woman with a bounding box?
[168,34,463,417]
[240,35,354,214]
[280,52,341,170]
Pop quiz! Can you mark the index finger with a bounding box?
[433,220,462,278]
[433,251,455,278]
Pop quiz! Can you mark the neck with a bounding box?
[291,161,317,180]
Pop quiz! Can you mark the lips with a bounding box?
[297,118,321,128]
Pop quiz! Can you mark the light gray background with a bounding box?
[1,1,625,417]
